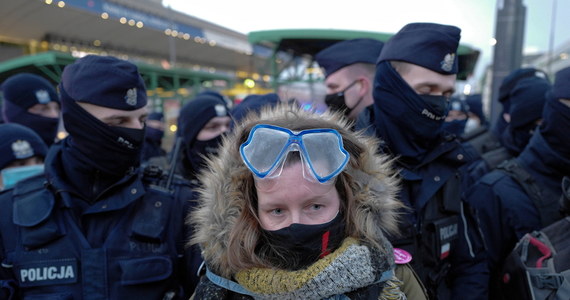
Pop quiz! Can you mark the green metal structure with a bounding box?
[248,29,480,89]
[0,51,234,100]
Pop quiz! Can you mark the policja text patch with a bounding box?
[17,259,78,287]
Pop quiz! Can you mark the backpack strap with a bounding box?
[497,159,561,227]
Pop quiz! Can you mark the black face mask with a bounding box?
[324,80,361,116]
[185,134,223,173]
[257,212,345,270]
[419,94,449,120]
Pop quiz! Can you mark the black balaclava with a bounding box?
[541,66,570,158]
[60,87,145,176]
[493,68,549,138]
[540,93,570,158]
[372,61,449,166]
[1,73,60,145]
[142,112,165,161]
[501,76,550,156]
[178,94,229,177]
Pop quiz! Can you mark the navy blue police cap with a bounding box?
[315,38,384,78]
[177,94,229,145]
[147,112,164,122]
[508,76,551,129]
[1,73,59,109]
[378,22,461,75]
[0,123,48,170]
[60,55,147,110]
[231,93,280,125]
[498,68,548,105]
[552,67,570,100]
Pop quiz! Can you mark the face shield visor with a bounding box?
[240,124,350,192]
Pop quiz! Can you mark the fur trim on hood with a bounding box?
[189,104,403,278]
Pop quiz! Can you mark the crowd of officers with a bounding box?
[0,21,568,300]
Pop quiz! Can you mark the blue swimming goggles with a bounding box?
[239,124,350,183]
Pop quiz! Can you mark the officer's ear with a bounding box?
[356,77,370,98]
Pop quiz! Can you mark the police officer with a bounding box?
[0,55,201,299]
[371,23,488,300]
[315,38,384,134]
[175,93,231,189]
[141,111,167,162]
[462,68,548,160]
[465,66,570,299]
[0,123,47,191]
[462,74,551,189]
[1,73,61,146]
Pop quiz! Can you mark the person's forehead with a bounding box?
[403,64,456,86]
[257,163,336,201]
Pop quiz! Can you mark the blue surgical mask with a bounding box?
[1,164,44,190]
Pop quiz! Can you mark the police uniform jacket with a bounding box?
[0,141,201,299]
[390,136,488,300]
[465,131,569,280]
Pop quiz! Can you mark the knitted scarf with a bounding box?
[233,238,405,300]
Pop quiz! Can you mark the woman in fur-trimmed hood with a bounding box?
[189,104,424,300]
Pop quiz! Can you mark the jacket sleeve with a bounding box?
[394,263,428,300]
[0,192,18,300]
[448,199,489,300]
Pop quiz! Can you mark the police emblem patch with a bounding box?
[440,53,455,72]
[214,104,227,116]
[35,90,51,104]
[125,88,137,106]
[12,140,34,159]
